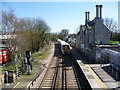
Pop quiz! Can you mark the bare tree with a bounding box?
[104,18,118,32]
[104,18,118,40]
[15,17,50,55]
[2,9,17,47]
[59,29,69,40]
[2,9,50,57]
[2,9,17,33]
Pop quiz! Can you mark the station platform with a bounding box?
[71,48,120,89]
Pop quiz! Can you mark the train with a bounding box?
[57,39,72,55]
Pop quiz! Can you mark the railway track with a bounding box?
[39,57,59,88]
[39,55,80,89]
[62,56,81,89]
[64,66,79,88]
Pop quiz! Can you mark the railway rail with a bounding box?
[26,44,91,89]
[39,57,59,88]
[39,55,80,89]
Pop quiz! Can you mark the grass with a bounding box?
[32,45,50,61]
[21,44,51,82]
[12,44,51,86]
[110,40,119,44]
[24,45,50,83]
[30,44,51,71]
[0,44,52,88]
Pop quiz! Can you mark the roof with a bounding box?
[58,39,69,45]
[0,44,8,47]
[0,35,17,39]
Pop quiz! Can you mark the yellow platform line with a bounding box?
[85,64,107,88]
[13,82,20,88]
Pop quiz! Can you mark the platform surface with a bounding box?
[71,48,120,89]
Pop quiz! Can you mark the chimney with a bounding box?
[85,12,88,25]
[85,12,90,25]
[99,5,103,18]
[96,5,99,18]
[87,12,90,21]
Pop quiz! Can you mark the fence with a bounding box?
[15,67,21,80]
[26,71,42,90]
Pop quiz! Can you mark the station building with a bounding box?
[76,5,120,63]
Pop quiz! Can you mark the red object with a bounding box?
[0,49,8,64]
[0,47,15,64]
[8,47,16,53]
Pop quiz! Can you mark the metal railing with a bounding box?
[15,67,21,80]
[110,62,120,80]
[26,70,42,90]
[110,62,120,73]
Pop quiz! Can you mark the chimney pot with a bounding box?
[87,12,90,21]
[85,12,88,25]
[99,5,103,18]
[96,5,99,18]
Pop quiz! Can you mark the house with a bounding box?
[76,5,111,63]
[65,34,77,46]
